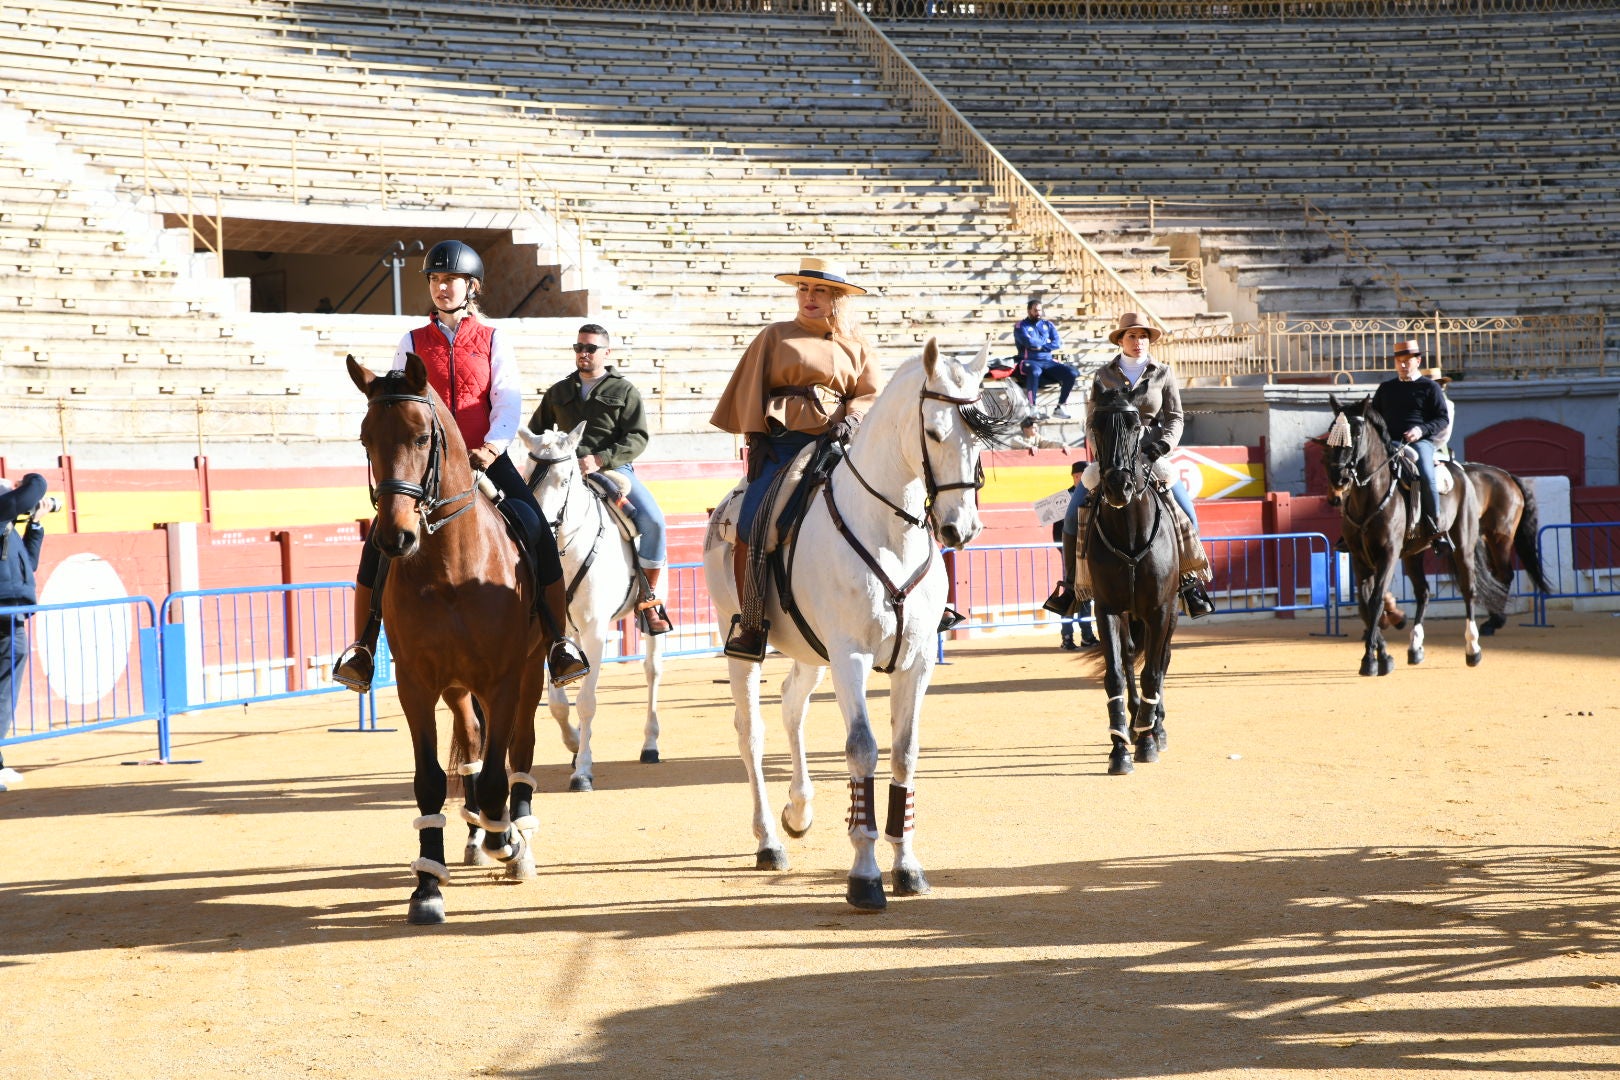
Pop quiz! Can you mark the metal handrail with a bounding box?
[832,0,1167,330]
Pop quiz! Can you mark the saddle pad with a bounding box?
[583,472,640,544]
[703,441,821,555]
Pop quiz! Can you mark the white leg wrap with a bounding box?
[478,812,512,833]
[410,857,450,884]
[413,814,447,830]
[458,761,482,777]
[514,815,538,837]
[459,805,481,826]
[509,771,539,790]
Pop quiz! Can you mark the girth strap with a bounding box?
[821,478,934,675]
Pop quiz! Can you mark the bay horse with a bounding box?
[1085,382,1180,777]
[349,353,550,924]
[702,340,1018,912]
[1324,394,1542,674]
[518,421,666,792]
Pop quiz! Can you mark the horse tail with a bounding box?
[1472,539,1510,619]
[1510,475,1553,593]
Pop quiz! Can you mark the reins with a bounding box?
[1089,398,1170,603]
[366,390,479,535]
[1333,411,1401,534]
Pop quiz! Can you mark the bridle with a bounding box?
[524,448,576,541]
[837,386,987,540]
[1088,399,1165,569]
[524,447,633,614]
[365,389,478,535]
[1326,407,1400,525]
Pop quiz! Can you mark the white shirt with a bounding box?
[392,320,523,448]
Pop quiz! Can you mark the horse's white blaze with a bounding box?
[518,423,666,789]
[703,343,997,898]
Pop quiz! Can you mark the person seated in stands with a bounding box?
[333,239,590,691]
[1370,340,1452,555]
[531,323,672,635]
[709,254,881,662]
[1013,298,1076,420]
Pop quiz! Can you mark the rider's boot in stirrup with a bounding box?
[724,541,769,662]
[636,566,673,636]
[1179,573,1216,620]
[332,583,377,693]
[1424,513,1453,556]
[541,578,590,686]
[1042,530,1079,616]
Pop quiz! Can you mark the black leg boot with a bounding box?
[1180,574,1216,619]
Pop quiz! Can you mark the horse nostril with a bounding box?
[938,524,961,548]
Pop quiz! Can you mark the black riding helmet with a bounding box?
[422,240,484,282]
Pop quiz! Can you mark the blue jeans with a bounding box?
[738,431,816,539]
[1064,478,1197,535]
[1021,358,1076,406]
[613,464,666,567]
[1410,438,1441,524]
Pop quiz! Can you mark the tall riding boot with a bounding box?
[724,540,769,662]
[1042,530,1080,616]
[541,577,590,686]
[1422,485,1452,556]
[1179,573,1216,619]
[332,583,379,692]
[636,566,673,636]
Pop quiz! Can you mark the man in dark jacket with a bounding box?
[0,472,48,787]
[530,324,672,634]
[1370,339,1452,555]
[1013,299,1076,420]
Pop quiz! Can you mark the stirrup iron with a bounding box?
[724,614,770,662]
[332,644,374,693]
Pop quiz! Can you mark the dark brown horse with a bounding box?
[349,353,550,924]
[1086,383,1177,775]
[1324,394,1545,675]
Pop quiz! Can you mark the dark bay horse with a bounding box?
[1085,383,1179,776]
[349,353,550,924]
[1324,394,1545,675]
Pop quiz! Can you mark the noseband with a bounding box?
[524,449,576,537]
[1093,400,1149,508]
[366,390,477,535]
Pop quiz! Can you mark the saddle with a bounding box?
[487,481,548,618]
[582,470,640,545]
[707,439,834,555]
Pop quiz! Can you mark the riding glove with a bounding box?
[1142,438,1171,462]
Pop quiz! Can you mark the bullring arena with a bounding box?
[2,0,1619,1076]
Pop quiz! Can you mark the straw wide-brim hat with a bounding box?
[1424,366,1451,384]
[775,256,866,295]
[1392,339,1424,359]
[1108,311,1162,345]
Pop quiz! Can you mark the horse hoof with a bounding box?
[893,868,931,897]
[464,843,496,867]
[639,749,661,764]
[1467,650,1483,668]
[755,846,789,871]
[1377,655,1396,676]
[1359,657,1376,677]
[504,850,537,882]
[1108,747,1134,775]
[1134,735,1159,764]
[569,775,593,793]
[846,875,887,912]
[780,807,811,840]
[1408,646,1425,666]
[407,895,446,925]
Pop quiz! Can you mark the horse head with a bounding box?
[1090,383,1149,509]
[914,339,1019,549]
[349,352,467,560]
[1323,394,1388,501]
[518,421,585,530]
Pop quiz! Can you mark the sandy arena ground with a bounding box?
[3,610,1619,1079]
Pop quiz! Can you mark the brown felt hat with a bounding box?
[1424,365,1451,384]
[1392,339,1423,359]
[775,256,866,296]
[1108,311,1162,345]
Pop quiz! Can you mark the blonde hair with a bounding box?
[826,290,867,344]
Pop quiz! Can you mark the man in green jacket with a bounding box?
[530,324,672,634]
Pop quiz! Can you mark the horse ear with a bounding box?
[516,427,541,453]
[962,338,990,380]
[922,337,939,381]
[345,354,372,395]
[1329,393,1341,413]
[566,421,588,452]
[403,352,429,393]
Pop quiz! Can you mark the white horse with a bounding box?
[518,422,665,792]
[702,340,1014,912]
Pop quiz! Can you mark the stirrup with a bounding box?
[723,614,770,662]
[636,598,673,636]
[1041,581,1075,617]
[548,641,590,686]
[332,644,374,693]
[937,606,967,634]
[1179,575,1215,620]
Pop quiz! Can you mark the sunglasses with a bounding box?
[571,342,603,355]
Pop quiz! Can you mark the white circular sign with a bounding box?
[1174,457,1203,498]
[36,553,133,706]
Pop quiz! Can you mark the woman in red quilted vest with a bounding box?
[333,240,589,692]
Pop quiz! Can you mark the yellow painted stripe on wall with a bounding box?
[64,491,205,534]
[643,476,743,516]
[210,489,375,530]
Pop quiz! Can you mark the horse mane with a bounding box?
[869,353,1024,450]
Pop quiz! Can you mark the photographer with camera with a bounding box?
[0,472,51,789]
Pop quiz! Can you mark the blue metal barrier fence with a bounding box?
[1533,522,1620,626]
